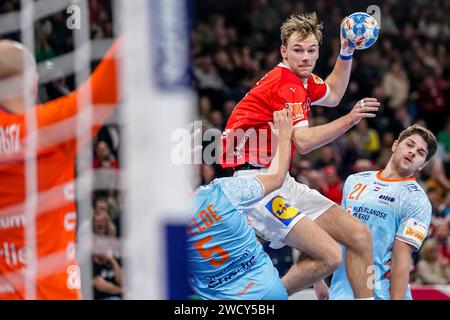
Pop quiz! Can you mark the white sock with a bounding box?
[356,297,374,300]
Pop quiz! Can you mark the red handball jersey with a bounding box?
[0,41,119,300]
[220,63,329,168]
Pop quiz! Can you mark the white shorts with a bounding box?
[234,169,335,249]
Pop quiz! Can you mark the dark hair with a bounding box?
[397,125,437,161]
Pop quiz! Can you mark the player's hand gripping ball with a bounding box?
[341,12,380,50]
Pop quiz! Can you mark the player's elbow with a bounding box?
[295,140,314,155]
[326,98,340,107]
[299,145,313,155]
[323,91,341,107]
[323,81,344,107]
[293,128,316,155]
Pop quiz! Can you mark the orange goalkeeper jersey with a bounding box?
[0,40,119,299]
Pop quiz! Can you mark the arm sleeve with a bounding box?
[395,193,432,251]
[35,39,120,141]
[309,74,330,106]
[217,177,264,210]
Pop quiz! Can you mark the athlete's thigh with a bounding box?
[313,204,366,246]
[284,215,339,261]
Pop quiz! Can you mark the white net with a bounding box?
[0,0,192,300]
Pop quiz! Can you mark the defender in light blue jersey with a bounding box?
[330,125,438,300]
[187,109,293,299]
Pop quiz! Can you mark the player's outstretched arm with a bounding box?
[292,97,380,154]
[320,18,354,107]
[255,109,293,196]
[390,239,413,300]
[38,39,121,130]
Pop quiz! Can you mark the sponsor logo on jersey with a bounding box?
[352,206,388,220]
[405,183,420,193]
[311,73,324,84]
[373,186,381,192]
[374,181,388,187]
[0,214,25,230]
[402,218,427,245]
[205,250,257,288]
[237,281,255,296]
[405,227,425,243]
[265,196,301,226]
[356,172,372,177]
[285,102,305,122]
[378,194,395,203]
[64,212,77,232]
[0,124,21,155]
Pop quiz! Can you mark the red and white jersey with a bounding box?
[220,63,329,168]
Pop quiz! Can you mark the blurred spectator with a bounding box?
[223,99,236,121]
[438,119,450,153]
[92,253,123,300]
[415,238,450,284]
[382,62,410,112]
[417,74,448,132]
[38,61,70,102]
[93,206,116,237]
[376,132,396,168]
[209,110,225,131]
[348,119,381,160]
[201,164,216,185]
[194,55,225,91]
[431,219,450,267]
[321,165,343,204]
[77,196,119,255]
[91,201,120,260]
[304,170,326,195]
[441,192,450,219]
[293,158,313,185]
[48,12,73,55]
[426,159,450,205]
[94,140,119,169]
[35,20,56,62]
[353,158,376,173]
[313,145,341,171]
[386,107,413,137]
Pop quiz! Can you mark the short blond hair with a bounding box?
[280,12,323,46]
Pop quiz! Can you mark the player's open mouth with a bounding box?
[403,156,412,163]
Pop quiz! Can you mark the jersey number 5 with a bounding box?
[194,235,230,267]
[348,183,367,200]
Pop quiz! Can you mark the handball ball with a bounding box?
[341,12,380,50]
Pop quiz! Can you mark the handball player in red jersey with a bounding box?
[221,13,379,299]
